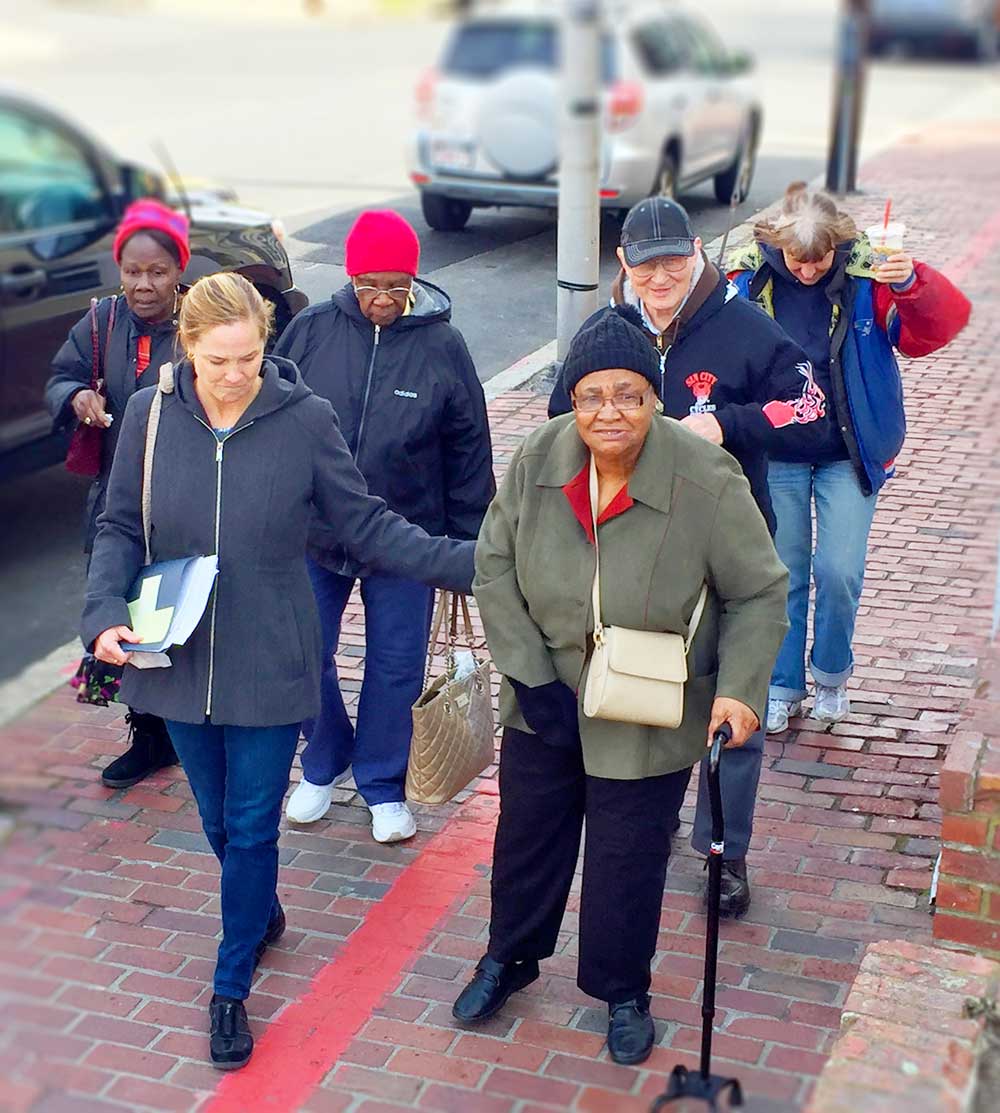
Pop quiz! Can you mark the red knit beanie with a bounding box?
[344,210,420,277]
[113,198,191,271]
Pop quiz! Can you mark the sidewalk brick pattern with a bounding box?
[1,124,998,1112]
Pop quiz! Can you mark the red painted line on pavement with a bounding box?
[945,205,1000,286]
[204,791,499,1113]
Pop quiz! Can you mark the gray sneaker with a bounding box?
[765,697,802,734]
[814,684,850,723]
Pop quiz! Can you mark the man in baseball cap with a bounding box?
[550,195,829,920]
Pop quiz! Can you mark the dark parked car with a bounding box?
[0,89,308,480]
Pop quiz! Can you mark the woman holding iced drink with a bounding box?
[728,183,971,732]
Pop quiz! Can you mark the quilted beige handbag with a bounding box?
[583,454,708,729]
[406,592,495,805]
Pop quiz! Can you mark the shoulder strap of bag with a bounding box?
[103,295,118,378]
[684,583,709,653]
[589,453,707,653]
[141,362,175,565]
[89,296,118,391]
[588,454,605,645]
[88,298,100,391]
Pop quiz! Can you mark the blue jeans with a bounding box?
[165,720,299,1000]
[768,459,879,702]
[301,560,435,806]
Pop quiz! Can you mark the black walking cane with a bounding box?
[650,723,743,1111]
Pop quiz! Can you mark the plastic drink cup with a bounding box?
[866,220,906,265]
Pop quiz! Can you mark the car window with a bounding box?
[676,18,730,75]
[0,105,108,236]
[443,20,617,82]
[632,21,687,76]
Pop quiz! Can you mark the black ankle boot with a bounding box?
[452,956,540,1023]
[704,857,751,918]
[254,903,286,968]
[101,711,179,789]
[607,994,655,1065]
[209,995,253,1070]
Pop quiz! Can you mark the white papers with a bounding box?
[122,555,219,661]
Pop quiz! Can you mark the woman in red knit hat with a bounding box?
[46,197,191,789]
[275,209,496,843]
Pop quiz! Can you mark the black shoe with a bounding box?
[101,711,179,789]
[209,995,253,1070]
[254,903,286,968]
[704,857,751,918]
[607,994,655,1065]
[452,956,540,1023]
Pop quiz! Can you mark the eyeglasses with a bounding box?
[572,390,649,414]
[629,255,690,278]
[353,283,412,301]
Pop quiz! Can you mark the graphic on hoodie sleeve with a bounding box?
[761,361,827,429]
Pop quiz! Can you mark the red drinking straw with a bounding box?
[882,198,892,230]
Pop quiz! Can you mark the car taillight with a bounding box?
[415,67,438,121]
[606,80,643,133]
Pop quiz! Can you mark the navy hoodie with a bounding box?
[549,259,829,533]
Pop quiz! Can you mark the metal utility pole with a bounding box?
[826,0,871,194]
[556,0,603,360]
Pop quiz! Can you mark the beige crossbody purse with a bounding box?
[582,454,708,729]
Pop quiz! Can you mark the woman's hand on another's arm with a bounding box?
[94,626,140,667]
[707,697,759,749]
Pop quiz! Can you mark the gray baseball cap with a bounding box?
[620,197,696,266]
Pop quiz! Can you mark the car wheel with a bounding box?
[713,124,758,206]
[421,192,472,232]
[654,152,678,201]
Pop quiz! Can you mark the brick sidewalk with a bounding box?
[2,120,1000,1113]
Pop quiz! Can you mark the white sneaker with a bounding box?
[766,698,802,734]
[285,768,352,824]
[369,802,416,844]
[814,685,850,723]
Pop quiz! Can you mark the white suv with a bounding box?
[407,1,762,231]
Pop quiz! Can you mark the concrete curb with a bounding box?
[0,637,82,730]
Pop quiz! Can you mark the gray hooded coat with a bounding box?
[81,357,474,727]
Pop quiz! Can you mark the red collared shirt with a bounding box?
[562,461,634,545]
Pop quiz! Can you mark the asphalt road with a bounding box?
[0,0,994,682]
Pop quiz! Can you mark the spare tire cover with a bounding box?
[477,68,559,180]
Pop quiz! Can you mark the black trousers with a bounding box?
[487,727,691,1004]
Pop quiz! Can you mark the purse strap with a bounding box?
[88,296,118,393]
[423,591,478,684]
[141,362,175,565]
[588,453,707,652]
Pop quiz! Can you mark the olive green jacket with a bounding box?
[473,414,790,779]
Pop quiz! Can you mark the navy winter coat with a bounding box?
[549,261,828,533]
[45,296,178,551]
[273,280,495,574]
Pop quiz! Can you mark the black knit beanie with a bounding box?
[562,305,661,399]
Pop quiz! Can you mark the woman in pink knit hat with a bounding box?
[46,197,191,789]
[275,209,496,843]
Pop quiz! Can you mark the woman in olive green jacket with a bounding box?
[452,307,789,1066]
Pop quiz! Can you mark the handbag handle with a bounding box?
[587,453,707,652]
[141,362,175,565]
[423,591,478,685]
